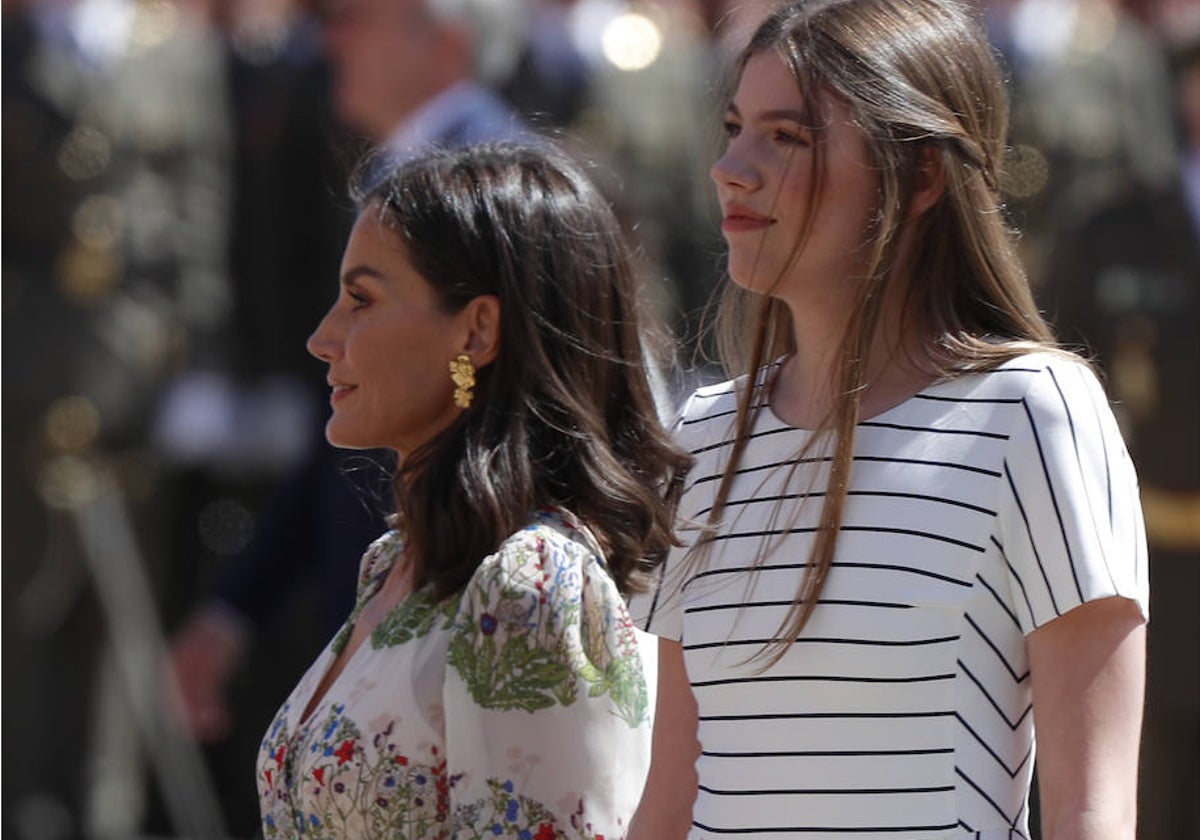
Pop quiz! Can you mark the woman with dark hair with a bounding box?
[256,141,690,839]
[630,1,1148,838]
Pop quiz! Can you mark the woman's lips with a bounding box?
[329,383,356,403]
[721,207,775,233]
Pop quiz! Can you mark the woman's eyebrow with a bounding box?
[340,265,385,287]
[727,102,808,124]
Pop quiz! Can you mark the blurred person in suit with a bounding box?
[1043,36,1200,840]
[164,0,532,815]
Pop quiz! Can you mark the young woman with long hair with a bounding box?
[630,2,1148,838]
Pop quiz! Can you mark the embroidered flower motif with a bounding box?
[334,739,355,766]
[258,514,638,840]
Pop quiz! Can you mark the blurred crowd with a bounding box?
[2,0,1197,838]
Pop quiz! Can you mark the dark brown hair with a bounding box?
[355,141,691,599]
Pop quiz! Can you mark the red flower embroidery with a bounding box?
[263,768,273,786]
[334,739,355,766]
[534,823,555,840]
[394,755,408,766]
[273,745,287,768]
[313,767,325,785]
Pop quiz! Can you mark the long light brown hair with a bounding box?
[700,0,1061,666]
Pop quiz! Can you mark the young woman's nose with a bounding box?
[710,140,761,192]
[306,308,343,363]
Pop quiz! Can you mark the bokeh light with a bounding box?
[197,498,255,556]
[1001,144,1050,199]
[44,396,102,453]
[57,126,111,181]
[601,12,663,72]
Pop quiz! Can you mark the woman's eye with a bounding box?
[722,120,742,138]
[774,129,809,146]
[348,291,369,310]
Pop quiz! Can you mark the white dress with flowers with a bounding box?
[257,508,657,840]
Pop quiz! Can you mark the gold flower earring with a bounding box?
[449,354,476,408]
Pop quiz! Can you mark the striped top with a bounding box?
[631,353,1148,840]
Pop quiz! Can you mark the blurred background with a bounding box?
[2,0,1197,837]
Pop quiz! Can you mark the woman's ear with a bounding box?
[909,144,946,218]
[460,294,501,367]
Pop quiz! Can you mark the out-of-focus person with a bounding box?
[982,0,1180,286]
[165,0,532,786]
[2,0,233,836]
[1043,36,1200,840]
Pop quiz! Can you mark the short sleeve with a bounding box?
[997,360,1149,634]
[628,548,688,641]
[443,513,657,839]
[628,389,706,641]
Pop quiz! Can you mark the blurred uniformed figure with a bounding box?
[982,0,1180,286]
[2,0,232,836]
[1043,38,1200,840]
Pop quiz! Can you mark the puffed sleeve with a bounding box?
[997,359,1150,634]
[443,512,657,839]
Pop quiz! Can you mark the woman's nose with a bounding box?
[710,140,760,192]
[306,309,342,363]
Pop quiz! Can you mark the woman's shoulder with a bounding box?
[934,348,1102,404]
[355,529,406,598]
[468,508,607,594]
[671,369,759,440]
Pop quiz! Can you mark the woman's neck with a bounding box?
[770,269,934,429]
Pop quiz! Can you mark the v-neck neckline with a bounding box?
[296,535,410,729]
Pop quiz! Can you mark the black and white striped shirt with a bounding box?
[632,353,1148,840]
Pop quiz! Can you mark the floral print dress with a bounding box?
[257,509,657,840]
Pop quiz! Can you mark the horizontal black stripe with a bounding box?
[859,420,1008,440]
[691,423,801,456]
[699,710,954,721]
[691,672,954,688]
[702,747,954,758]
[915,393,1023,404]
[692,819,961,834]
[685,635,960,652]
[688,560,974,588]
[691,453,1001,487]
[695,489,997,519]
[685,598,915,615]
[682,406,739,425]
[698,783,955,796]
[708,524,985,553]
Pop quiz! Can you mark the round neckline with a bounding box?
[759,363,944,433]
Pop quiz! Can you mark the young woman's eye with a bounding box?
[774,128,809,146]
[722,120,742,139]
[348,291,369,310]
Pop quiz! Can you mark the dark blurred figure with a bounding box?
[982,0,1180,286]
[2,0,232,836]
[1043,37,1200,840]
[164,0,531,831]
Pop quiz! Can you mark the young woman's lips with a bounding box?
[722,208,775,233]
